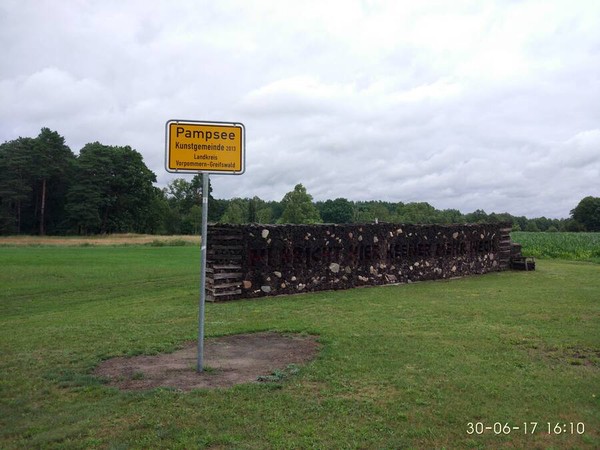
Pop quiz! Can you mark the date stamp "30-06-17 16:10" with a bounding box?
[467,421,586,436]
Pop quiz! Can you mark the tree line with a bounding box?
[1,128,598,235]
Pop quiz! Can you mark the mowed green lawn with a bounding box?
[1,246,598,449]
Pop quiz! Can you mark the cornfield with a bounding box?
[511,231,600,261]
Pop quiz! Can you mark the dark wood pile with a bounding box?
[206,222,513,301]
[509,240,536,271]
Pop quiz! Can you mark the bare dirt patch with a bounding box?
[94,332,320,391]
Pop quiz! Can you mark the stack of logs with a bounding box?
[206,222,513,301]
[509,240,536,271]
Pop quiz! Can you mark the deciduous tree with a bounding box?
[571,196,600,231]
[66,142,156,234]
[279,184,322,224]
[220,198,249,224]
[318,198,354,224]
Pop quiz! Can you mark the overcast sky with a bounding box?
[1,0,599,218]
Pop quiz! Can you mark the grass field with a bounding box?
[1,244,599,448]
[0,234,200,247]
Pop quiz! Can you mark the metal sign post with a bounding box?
[197,173,209,372]
[165,119,245,373]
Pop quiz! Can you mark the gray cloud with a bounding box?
[1,0,599,219]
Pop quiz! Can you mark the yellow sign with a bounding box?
[165,120,245,174]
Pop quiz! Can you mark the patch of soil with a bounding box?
[94,332,320,391]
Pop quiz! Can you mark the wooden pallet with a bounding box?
[206,227,244,302]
